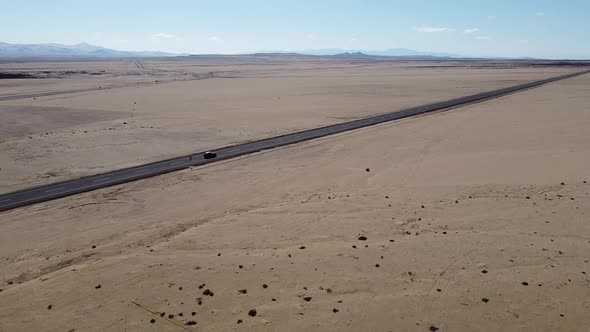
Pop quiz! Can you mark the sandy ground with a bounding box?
[0,57,583,193]
[0,72,588,331]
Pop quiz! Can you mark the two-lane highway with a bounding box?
[1,69,589,213]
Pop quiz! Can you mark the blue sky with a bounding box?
[1,0,589,58]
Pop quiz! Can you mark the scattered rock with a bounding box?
[150,319,155,324]
[238,289,247,294]
[365,168,370,172]
[47,304,52,310]
[185,321,197,326]
[192,312,196,316]
[203,289,214,296]
[481,270,488,274]
[358,236,367,241]
[521,282,529,286]
[262,284,268,289]
[482,298,489,303]
[333,308,339,313]
[168,314,174,319]
[303,296,312,302]
[299,246,306,250]
[429,325,440,331]
[237,319,243,324]
[248,309,257,317]
[91,245,96,249]
[95,284,101,289]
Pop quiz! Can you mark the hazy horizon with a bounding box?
[1,0,590,59]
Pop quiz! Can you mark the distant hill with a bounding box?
[0,42,182,58]
[333,52,373,58]
[367,48,458,57]
[257,48,461,58]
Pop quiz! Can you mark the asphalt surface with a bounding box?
[1,69,589,213]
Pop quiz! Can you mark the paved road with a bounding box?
[1,70,589,213]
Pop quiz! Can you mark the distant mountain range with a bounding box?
[0,42,551,60]
[255,48,461,58]
[1,42,463,59]
[0,42,182,58]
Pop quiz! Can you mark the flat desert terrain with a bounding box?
[0,64,588,331]
[0,57,584,193]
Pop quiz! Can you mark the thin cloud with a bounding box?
[208,36,223,43]
[536,12,545,16]
[464,28,480,34]
[487,15,496,20]
[151,33,182,41]
[415,25,454,33]
[475,36,490,40]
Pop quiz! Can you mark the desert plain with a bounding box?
[0,56,589,331]
[0,57,584,192]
